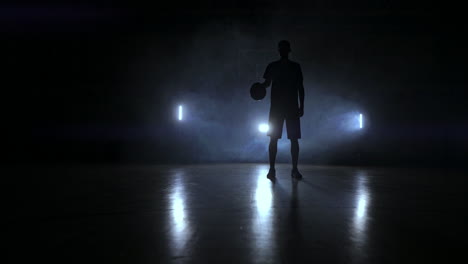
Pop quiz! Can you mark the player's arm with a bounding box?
[261,63,272,88]
[298,64,305,117]
[298,82,305,117]
[261,78,271,89]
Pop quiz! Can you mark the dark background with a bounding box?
[2,1,467,166]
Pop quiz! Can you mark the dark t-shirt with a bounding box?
[263,59,303,118]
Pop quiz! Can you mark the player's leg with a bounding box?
[267,116,283,179]
[268,138,278,179]
[286,118,302,179]
[269,138,278,171]
[290,138,299,170]
[290,139,302,179]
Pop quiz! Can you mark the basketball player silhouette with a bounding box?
[260,40,304,180]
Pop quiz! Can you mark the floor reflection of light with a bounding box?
[255,170,273,216]
[252,166,275,262]
[351,171,371,258]
[356,191,368,222]
[168,171,191,254]
[172,188,186,234]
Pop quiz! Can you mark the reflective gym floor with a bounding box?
[9,164,466,263]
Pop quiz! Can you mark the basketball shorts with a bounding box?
[268,115,301,139]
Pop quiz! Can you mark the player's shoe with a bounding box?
[291,168,303,179]
[267,168,276,180]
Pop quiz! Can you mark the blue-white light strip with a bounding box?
[178,105,183,121]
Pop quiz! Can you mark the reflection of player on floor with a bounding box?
[260,40,305,180]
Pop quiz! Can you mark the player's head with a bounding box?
[278,40,291,58]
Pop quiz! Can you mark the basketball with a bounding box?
[250,82,266,101]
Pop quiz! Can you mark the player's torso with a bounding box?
[269,60,300,108]
[269,60,300,86]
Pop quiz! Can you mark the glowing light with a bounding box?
[359,113,363,129]
[258,123,269,133]
[178,105,183,121]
